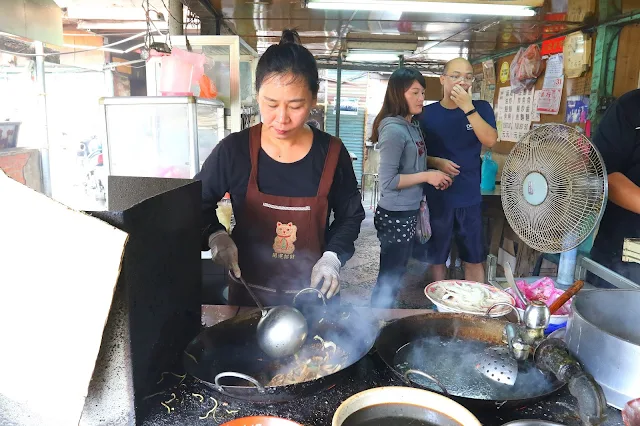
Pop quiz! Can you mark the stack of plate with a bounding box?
[424,280,515,318]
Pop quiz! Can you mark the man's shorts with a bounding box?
[424,202,485,265]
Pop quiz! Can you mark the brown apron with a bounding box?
[229,124,342,306]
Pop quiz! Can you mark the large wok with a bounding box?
[183,303,379,403]
[375,312,565,409]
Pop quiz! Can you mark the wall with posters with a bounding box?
[474,48,596,277]
[474,43,598,182]
[471,3,640,276]
[483,51,594,158]
[479,15,640,169]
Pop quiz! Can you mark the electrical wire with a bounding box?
[2,1,188,58]
[158,0,184,26]
[63,31,145,37]
[0,32,147,57]
[0,65,106,74]
[141,0,174,49]
[185,10,200,35]
[143,0,154,49]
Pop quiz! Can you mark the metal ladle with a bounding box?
[478,261,534,386]
[505,261,528,307]
[230,273,309,359]
[479,264,585,387]
[480,303,520,386]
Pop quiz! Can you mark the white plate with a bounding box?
[425,280,515,317]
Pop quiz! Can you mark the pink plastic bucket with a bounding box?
[158,48,205,96]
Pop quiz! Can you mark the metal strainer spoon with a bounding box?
[478,305,520,386]
[477,339,518,386]
[230,273,308,359]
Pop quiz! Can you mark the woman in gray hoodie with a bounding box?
[370,68,452,308]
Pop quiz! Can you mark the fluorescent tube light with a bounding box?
[307,0,536,16]
[63,43,125,54]
[345,52,404,62]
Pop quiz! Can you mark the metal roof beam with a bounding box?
[318,61,444,73]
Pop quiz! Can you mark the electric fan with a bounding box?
[501,124,608,287]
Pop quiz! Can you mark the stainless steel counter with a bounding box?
[486,254,639,290]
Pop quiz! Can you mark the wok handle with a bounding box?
[486,302,520,322]
[214,372,266,394]
[549,280,583,314]
[404,369,449,396]
[293,287,327,306]
[535,339,607,426]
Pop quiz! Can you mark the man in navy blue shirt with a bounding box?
[418,58,498,283]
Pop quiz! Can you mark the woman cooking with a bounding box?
[196,29,365,306]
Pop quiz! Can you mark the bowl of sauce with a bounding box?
[332,387,481,426]
[222,417,302,426]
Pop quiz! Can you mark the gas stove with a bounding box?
[141,353,623,426]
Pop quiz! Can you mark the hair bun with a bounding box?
[279,29,301,45]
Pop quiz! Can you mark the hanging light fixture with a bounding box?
[306,0,537,16]
[345,50,411,62]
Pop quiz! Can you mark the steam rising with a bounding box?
[231,239,384,385]
[266,305,380,385]
[371,260,430,309]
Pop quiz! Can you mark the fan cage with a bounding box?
[500,124,608,254]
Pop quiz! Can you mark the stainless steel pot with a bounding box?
[565,289,640,409]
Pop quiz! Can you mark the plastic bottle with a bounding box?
[216,193,234,233]
[480,151,498,192]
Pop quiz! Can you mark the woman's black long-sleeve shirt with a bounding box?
[195,126,365,265]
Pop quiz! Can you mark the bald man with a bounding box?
[417,57,498,283]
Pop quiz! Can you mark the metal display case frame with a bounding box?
[145,35,259,134]
[99,96,225,178]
